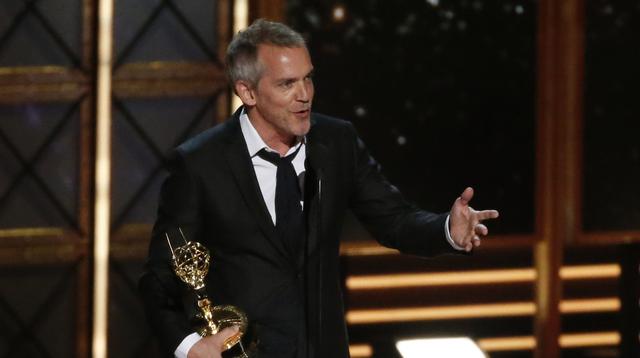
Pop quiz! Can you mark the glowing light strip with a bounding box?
[347,268,533,289]
[93,0,114,357]
[346,298,620,324]
[230,0,248,113]
[560,264,620,279]
[347,302,534,324]
[478,336,536,351]
[0,227,64,237]
[477,331,620,351]
[339,236,536,256]
[559,331,621,347]
[351,332,620,356]
[559,298,620,313]
[349,344,373,357]
[340,243,397,256]
[346,264,620,290]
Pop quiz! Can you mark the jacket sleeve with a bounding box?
[138,149,202,355]
[345,123,457,257]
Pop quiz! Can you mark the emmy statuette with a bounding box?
[166,228,249,357]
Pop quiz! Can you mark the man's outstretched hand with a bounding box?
[449,187,499,252]
[187,326,239,358]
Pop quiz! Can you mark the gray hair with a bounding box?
[226,19,306,88]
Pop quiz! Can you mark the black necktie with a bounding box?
[257,145,305,256]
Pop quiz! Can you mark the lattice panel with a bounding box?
[110,96,218,231]
[0,101,81,229]
[0,263,78,358]
[114,0,219,67]
[0,0,83,67]
[108,260,160,358]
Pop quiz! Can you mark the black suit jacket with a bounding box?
[139,108,457,357]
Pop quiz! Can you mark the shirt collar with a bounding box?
[239,107,305,157]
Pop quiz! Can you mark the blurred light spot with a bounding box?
[443,10,454,19]
[305,10,321,28]
[397,337,485,358]
[355,106,367,117]
[425,0,439,6]
[457,20,467,31]
[603,5,613,15]
[397,14,416,35]
[397,25,410,35]
[397,136,407,146]
[515,5,524,14]
[333,5,346,22]
[404,100,414,110]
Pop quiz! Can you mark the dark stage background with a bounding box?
[0,0,638,357]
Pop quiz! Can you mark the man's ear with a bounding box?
[234,81,257,106]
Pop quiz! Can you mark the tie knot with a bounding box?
[257,144,301,166]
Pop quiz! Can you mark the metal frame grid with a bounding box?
[0,0,233,356]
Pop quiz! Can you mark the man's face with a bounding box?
[245,45,314,143]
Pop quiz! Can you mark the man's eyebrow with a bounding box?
[276,77,297,84]
[275,71,314,83]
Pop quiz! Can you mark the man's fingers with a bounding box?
[190,328,239,358]
[219,325,239,338]
[472,235,481,247]
[451,188,498,252]
[459,187,474,206]
[476,209,499,221]
[474,223,488,236]
[215,326,240,347]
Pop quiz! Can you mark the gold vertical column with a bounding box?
[234,0,249,41]
[230,0,249,114]
[534,0,584,357]
[93,0,114,357]
[534,0,562,355]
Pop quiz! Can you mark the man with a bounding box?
[139,19,499,358]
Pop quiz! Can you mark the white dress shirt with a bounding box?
[174,110,461,357]
[239,111,307,224]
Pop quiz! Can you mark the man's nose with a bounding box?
[296,82,311,102]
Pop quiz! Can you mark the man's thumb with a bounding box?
[459,187,474,205]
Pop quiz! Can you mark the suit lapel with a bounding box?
[222,112,290,262]
[304,119,330,257]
